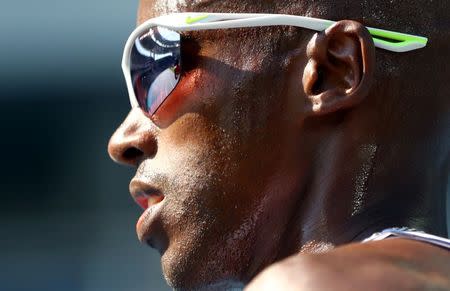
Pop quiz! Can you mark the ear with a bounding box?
[302,20,375,116]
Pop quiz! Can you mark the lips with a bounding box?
[129,179,166,249]
[129,179,163,208]
[134,190,164,209]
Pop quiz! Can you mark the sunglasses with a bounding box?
[122,12,428,116]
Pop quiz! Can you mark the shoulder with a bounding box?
[246,239,450,291]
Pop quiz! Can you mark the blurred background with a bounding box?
[0,1,449,291]
[0,1,169,290]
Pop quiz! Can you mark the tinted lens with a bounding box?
[130,27,181,115]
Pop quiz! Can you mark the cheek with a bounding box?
[157,113,260,213]
[152,64,226,128]
[157,114,238,216]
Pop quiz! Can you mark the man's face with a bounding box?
[109,0,309,288]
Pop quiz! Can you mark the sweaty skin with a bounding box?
[109,0,450,289]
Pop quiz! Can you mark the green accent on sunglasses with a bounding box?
[368,27,428,48]
[186,14,209,24]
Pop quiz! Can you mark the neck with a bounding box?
[280,111,448,256]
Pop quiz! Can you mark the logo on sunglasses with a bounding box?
[185,14,209,24]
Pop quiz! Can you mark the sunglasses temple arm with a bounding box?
[174,15,334,31]
[175,15,428,52]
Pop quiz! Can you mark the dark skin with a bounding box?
[247,239,450,291]
[108,0,450,289]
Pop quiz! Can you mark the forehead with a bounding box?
[138,0,220,24]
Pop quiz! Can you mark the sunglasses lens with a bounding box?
[130,26,181,115]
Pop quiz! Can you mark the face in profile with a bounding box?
[108,0,308,288]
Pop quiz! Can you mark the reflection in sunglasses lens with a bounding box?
[130,27,181,115]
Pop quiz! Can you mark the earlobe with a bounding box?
[302,20,375,116]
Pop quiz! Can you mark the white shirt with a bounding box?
[363,227,450,250]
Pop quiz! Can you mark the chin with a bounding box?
[160,242,249,290]
[168,279,246,291]
[179,281,246,291]
[161,256,240,290]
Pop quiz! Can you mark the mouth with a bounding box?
[129,179,166,250]
[129,178,165,210]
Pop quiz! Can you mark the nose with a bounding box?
[108,108,159,166]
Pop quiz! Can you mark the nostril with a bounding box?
[123,147,143,161]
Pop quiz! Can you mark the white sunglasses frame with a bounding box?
[122,12,428,108]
